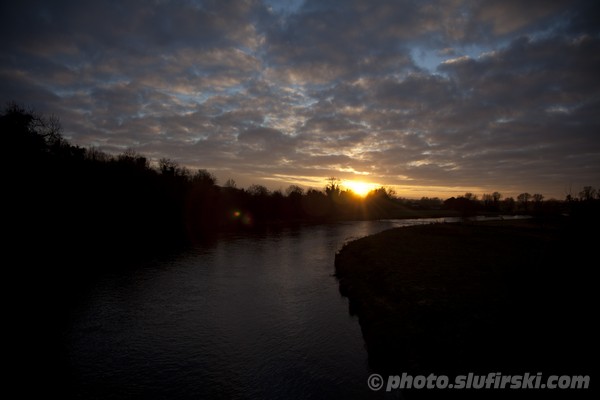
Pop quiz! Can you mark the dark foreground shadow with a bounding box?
[335,218,597,399]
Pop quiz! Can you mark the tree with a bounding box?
[3,102,62,157]
[37,113,63,148]
[302,189,329,218]
[482,193,494,207]
[85,146,111,162]
[325,177,341,198]
[366,187,391,200]
[532,193,544,203]
[224,178,237,188]
[192,169,216,186]
[118,148,148,169]
[517,193,531,212]
[385,186,397,198]
[492,192,502,204]
[159,158,179,176]
[579,186,596,201]
[517,192,531,203]
[464,192,477,201]
[502,197,516,213]
[285,185,304,197]
[531,193,544,213]
[247,184,269,197]
[418,197,442,209]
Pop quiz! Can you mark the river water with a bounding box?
[64,217,524,399]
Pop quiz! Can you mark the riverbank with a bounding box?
[334,217,595,378]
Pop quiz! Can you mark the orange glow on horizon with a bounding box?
[343,180,376,197]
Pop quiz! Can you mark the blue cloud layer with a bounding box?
[2,0,599,197]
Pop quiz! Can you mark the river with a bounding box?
[64,217,525,399]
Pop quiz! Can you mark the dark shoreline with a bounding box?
[334,218,595,382]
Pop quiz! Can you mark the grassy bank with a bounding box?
[334,218,595,378]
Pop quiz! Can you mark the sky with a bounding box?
[1,0,599,199]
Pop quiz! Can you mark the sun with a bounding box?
[344,180,374,197]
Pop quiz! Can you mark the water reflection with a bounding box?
[65,218,526,399]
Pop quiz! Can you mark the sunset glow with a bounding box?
[1,1,599,199]
[344,181,375,197]
[3,2,597,396]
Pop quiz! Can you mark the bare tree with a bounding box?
[517,193,531,212]
[85,146,111,162]
[579,186,596,201]
[482,193,493,205]
[502,197,516,213]
[159,158,179,176]
[247,184,269,196]
[464,192,477,201]
[325,177,341,198]
[192,169,216,186]
[118,148,148,168]
[532,193,544,203]
[285,185,304,197]
[224,178,237,188]
[492,192,502,203]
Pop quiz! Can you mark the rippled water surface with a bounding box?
[65,217,525,399]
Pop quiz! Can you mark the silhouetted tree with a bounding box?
[579,186,596,201]
[517,192,532,212]
[5,102,587,271]
[85,146,111,162]
[302,189,329,218]
[464,193,477,201]
[481,192,503,212]
[118,148,148,169]
[192,169,217,186]
[285,185,304,197]
[531,193,544,214]
[482,193,494,210]
[282,185,305,219]
[492,192,502,203]
[366,187,391,200]
[418,197,443,209]
[325,177,341,198]
[159,157,179,176]
[224,178,237,188]
[386,187,397,198]
[247,184,269,197]
[502,197,516,213]
[444,193,479,218]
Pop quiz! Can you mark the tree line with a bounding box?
[3,103,598,261]
[1,104,407,259]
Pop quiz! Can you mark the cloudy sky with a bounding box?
[2,0,599,198]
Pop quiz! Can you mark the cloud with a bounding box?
[1,0,599,197]
[468,0,571,37]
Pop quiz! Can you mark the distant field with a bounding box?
[335,218,595,376]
